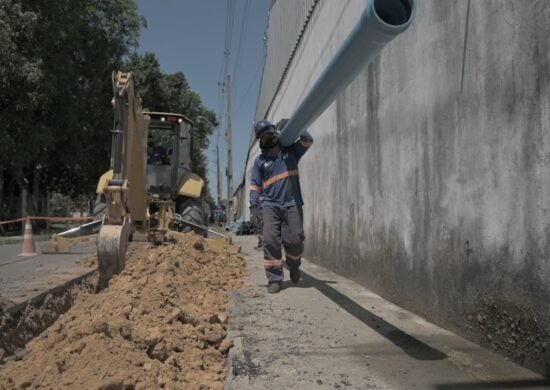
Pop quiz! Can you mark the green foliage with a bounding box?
[0,0,143,200]
[122,52,218,198]
[0,1,43,166]
[48,192,89,217]
[0,0,216,217]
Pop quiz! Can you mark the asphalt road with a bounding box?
[0,242,95,305]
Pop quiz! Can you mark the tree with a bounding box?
[0,0,143,218]
[122,52,218,200]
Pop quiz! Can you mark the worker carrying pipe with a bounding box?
[250,119,313,293]
[249,0,416,293]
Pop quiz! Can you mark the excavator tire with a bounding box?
[177,198,207,237]
[92,195,106,233]
[93,195,106,220]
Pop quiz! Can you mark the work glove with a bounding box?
[275,118,289,131]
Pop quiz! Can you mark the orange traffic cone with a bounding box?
[19,217,38,256]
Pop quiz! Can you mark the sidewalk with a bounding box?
[225,236,549,390]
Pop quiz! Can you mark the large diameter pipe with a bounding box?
[279,0,416,146]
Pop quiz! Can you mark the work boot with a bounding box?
[290,268,300,284]
[267,282,282,294]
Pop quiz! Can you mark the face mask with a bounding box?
[259,133,279,150]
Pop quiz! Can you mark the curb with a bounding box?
[224,291,247,390]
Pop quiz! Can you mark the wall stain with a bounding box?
[301,0,550,376]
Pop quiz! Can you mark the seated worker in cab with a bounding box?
[147,134,167,165]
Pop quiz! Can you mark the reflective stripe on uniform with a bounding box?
[285,252,302,260]
[263,169,299,189]
[264,259,283,269]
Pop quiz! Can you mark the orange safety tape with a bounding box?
[31,216,93,222]
[0,216,93,225]
[0,218,25,226]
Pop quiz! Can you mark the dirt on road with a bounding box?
[0,234,245,390]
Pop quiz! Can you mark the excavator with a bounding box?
[42,71,219,289]
[94,71,211,289]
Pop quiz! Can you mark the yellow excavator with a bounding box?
[94,71,213,289]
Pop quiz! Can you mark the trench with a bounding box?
[0,235,246,389]
[0,271,97,365]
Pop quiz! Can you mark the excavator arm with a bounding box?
[97,72,149,290]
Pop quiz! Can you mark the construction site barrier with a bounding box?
[0,216,94,226]
[19,217,38,256]
[0,216,95,256]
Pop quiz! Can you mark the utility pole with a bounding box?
[225,75,233,224]
[196,115,222,208]
[216,143,221,207]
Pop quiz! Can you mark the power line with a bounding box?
[218,3,229,87]
[219,0,235,85]
[220,0,236,87]
[234,57,264,117]
[232,0,251,98]
[217,0,238,133]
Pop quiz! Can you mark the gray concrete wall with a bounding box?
[246,0,550,373]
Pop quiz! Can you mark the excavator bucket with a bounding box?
[97,223,129,291]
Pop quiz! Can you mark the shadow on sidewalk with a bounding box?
[282,270,448,361]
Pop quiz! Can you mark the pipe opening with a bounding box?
[374,0,413,26]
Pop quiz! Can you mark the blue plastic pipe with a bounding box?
[278,0,416,146]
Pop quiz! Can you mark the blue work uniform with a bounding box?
[249,131,313,282]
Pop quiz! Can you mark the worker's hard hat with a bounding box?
[254,120,275,139]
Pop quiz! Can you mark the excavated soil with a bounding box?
[0,297,14,314]
[0,234,245,389]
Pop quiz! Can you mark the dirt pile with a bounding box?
[0,234,245,390]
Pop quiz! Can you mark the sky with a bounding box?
[135,0,271,202]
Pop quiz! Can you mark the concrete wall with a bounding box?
[246,0,550,373]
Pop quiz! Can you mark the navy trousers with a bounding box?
[262,205,304,282]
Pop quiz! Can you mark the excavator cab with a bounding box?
[144,112,206,239]
[145,112,193,198]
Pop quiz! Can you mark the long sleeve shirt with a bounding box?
[249,130,313,208]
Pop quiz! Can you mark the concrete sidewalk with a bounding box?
[225,236,549,390]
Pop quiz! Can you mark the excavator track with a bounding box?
[97,223,129,291]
